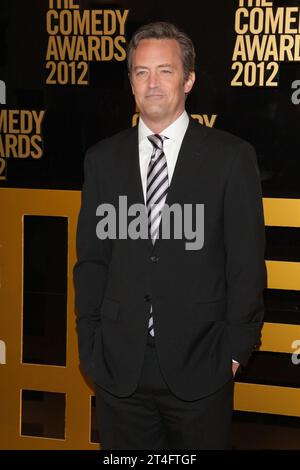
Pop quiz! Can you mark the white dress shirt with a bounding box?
[138,110,189,204]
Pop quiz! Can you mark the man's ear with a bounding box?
[184,71,196,94]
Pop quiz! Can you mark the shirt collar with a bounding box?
[138,110,189,145]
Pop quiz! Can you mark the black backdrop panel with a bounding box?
[0,0,300,197]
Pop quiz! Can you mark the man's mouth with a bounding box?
[146,94,165,99]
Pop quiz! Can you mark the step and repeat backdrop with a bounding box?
[0,0,300,450]
[1,0,300,195]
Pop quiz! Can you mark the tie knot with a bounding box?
[147,134,167,151]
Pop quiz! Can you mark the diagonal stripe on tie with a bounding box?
[147,155,166,187]
[147,174,169,207]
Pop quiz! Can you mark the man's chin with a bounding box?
[142,107,166,120]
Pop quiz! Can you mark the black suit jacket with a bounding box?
[73,117,266,400]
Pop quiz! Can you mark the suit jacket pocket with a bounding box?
[100,296,120,321]
[193,299,226,322]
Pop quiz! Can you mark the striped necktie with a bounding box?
[146,133,169,337]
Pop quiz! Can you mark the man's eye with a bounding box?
[136,70,147,76]
[161,70,172,74]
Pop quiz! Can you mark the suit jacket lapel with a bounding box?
[152,117,208,253]
[163,117,208,208]
[118,125,153,252]
[120,116,208,254]
[120,125,145,207]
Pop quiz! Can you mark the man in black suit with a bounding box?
[73,21,266,450]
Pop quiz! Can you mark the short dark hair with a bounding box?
[127,21,196,83]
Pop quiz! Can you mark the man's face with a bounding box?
[130,38,195,127]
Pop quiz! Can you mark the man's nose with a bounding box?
[148,71,160,87]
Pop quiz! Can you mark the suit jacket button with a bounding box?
[150,256,159,262]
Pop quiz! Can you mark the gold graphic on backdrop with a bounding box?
[231,0,300,87]
[131,113,218,128]
[0,110,45,180]
[46,0,129,85]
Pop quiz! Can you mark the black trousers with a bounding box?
[94,333,234,450]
